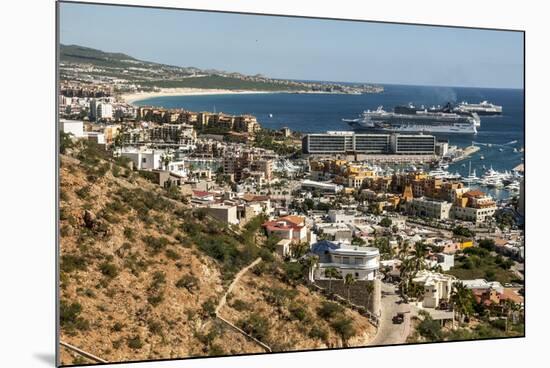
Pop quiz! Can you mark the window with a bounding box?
[342,257,350,264]
[142,157,147,163]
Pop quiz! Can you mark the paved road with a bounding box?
[368,282,411,346]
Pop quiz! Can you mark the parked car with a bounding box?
[392,313,404,324]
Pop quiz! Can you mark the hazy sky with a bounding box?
[59,2,524,89]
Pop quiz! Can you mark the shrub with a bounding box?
[265,287,298,307]
[453,225,474,238]
[308,325,328,341]
[317,301,344,320]
[330,316,356,342]
[201,298,217,318]
[379,217,392,228]
[148,293,164,307]
[289,304,309,321]
[60,300,90,331]
[208,344,225,356]
[150,271,166,290]
[478,238,496,251]
[231,299,250,312]
[283,262,305,285]
[165,248,181,260]
[127,336,143,350]
[122,228,134,242]
[175,274,198,292]
[61,254,87,273]
[99,262,119,279]
[124,254,148,276]
[147,319,163,335]
[76,186,91,200]
[111,322,123,332]
[417,314,443,341]
[238,313,269,340]
[142,235,170,254]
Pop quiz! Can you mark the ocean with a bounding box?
[136,84,524,199]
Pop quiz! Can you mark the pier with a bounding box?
[450,145,480,162]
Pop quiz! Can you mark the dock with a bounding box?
[513,163,524,173]
[451,145,480,162]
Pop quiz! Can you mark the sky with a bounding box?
[59,2,524,89]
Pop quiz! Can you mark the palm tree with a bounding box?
[291,242,310,259]
[300,254,319,282]
[344,273,356,303]
[325,267,341,294]
[161,153,172,171]
[502,300,520,332]
[364,280,375,313]
[450,282,474,325]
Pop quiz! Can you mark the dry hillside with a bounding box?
[58,140,376,365]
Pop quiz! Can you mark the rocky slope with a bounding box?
[58,141,376,365]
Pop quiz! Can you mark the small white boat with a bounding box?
[269,113,273,118]
[480,155,485,160]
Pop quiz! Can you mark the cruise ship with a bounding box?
[455,100,502,115]
[397,102,481,127]
[343,105,478,134]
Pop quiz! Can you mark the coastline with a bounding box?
[119,88,375,105]
[119,88,278,105]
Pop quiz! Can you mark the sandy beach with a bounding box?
[120,88,277,105]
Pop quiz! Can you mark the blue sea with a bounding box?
[136,84,524,199]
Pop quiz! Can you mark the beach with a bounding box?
[120,88,276,105]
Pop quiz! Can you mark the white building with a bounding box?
[60,119,84,138]
[166,160,188,177]
[121,148,163,170]
[311,240,380,281]
[412,270,456,308]
[84,131,105,145]
[301,179,343,193]
[427,253,455,271]
[408,197,452,220]
[90,99,113,120]
[59,95,73,106]
[328,210,356,224]
[206,204,239,225]
[460,279,504,294]
[453,205,497,223]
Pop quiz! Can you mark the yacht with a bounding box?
[456,100,503,115]
[462,161,479,185]
[506,182,520,192]
[479,166,511,188]
[428,167,461,180]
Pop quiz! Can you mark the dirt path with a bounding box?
[216,257,262,314]
[214,257,272,352]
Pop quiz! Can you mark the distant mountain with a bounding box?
[60,44,212,74]
[59,44,382,93]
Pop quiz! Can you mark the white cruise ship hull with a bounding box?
[348,121,477,134]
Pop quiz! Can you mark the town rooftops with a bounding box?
[262,215,305,230]
[460,279,504,292]
[242,193,270,202]
[311,240,379,258]
[192,190,213,198]
[412,270,456,286]
[463,189,485,198]
[279,215,305,226]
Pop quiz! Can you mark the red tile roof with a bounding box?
[193,190,212,198]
